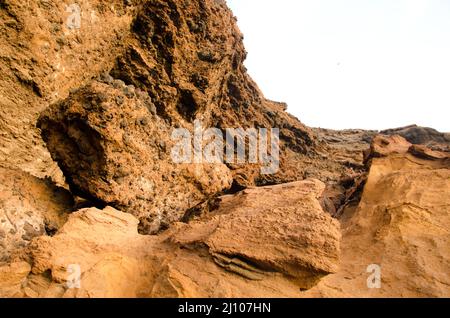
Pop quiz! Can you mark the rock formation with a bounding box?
[4,179,339,298]
[36,0,358,233]
[0,168,73,263]
[0,0,449,299]
[381,125,450,152]
[37,80,233,234]
[305,135,450,297]
[0,0,134,183]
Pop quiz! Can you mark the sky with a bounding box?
[226,0,450,132]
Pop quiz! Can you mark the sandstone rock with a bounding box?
[408,144,450,161]
[1,0,449,300]
[26,207,153,298]
[0,168,73,263]
[3,179,340,298]
[171,179,341,290]
[365,134,412,160]
[305,135,450,297]
[0,262,31,298]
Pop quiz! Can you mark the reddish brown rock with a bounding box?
[0,262,31,298]
[171,179,341,290]
[38,81,232,234]
[0,0,135,182]
[365,134,412,160]
[37,0,357,232]
[1,0,449,300]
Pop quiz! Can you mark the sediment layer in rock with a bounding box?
[2,179,340,298]
[305,135,450,297]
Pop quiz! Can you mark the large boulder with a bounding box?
[171,179,341,290]
[38,81,233,234]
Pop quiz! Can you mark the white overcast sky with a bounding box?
[226,0,450,132]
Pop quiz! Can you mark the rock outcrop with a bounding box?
[171,179,341,290]
[0,0,448,300]
[37,0,357,233]
[37,81,233,234]
[0,0,134,183]
[0,168,73,263]
[3,180,340,298]
[381,125,450,152]
[305,135,450,297]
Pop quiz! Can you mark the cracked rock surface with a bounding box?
[2,179,340,298]
[0,0,449,299]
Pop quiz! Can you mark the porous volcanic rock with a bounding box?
[37,0,358,232]
[38,80,233,234]
[0,0,135,182]
[2,0,449,300]
[3,179,340,298]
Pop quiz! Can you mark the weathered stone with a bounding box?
[171,179,341,290]
[381,125,450,151]
[2,179,340,298]
[305,135,450,298]
[36,0,361,233]
[38,82,233,234]
[0,168,73,263]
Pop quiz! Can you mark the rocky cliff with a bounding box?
[0,0,449,298]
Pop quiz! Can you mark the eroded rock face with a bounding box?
[1,0,351,296]
[171,179,341,290]
[305,135,450,298]
[3,179,340,298]
[106,0,336,188]
[366,134,413,159]
[2,0,449,300]
[38,81,232,234]
[0,262,31,298]
[37,0,358,232]
[0,168,73,263]
[0,0,134,182]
